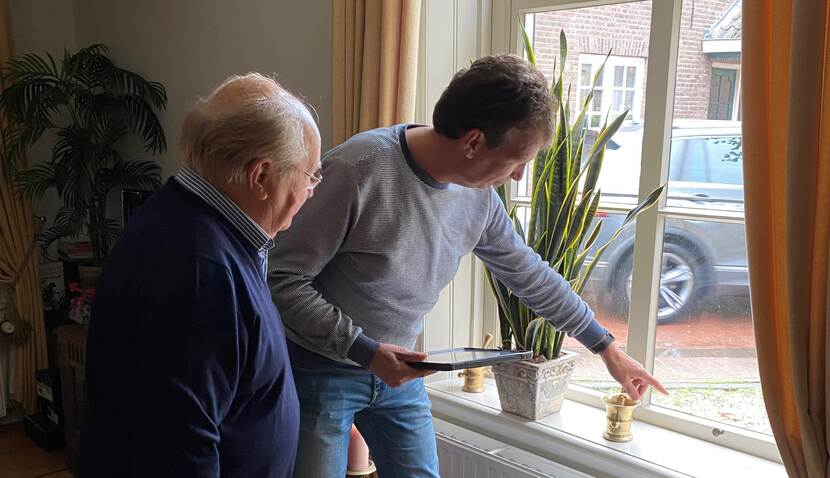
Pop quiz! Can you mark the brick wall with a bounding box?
[531,0,737,120]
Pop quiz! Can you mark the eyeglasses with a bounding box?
[303,168,323,190]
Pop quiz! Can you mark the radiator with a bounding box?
[435,420,593,478]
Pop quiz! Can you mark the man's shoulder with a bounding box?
[113,182,248,267]
[324,125,403,168]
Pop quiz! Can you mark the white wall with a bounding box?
[7,0,331,236]
[71,0,332,178]
[10,1,76,53]
[10,0,332,181]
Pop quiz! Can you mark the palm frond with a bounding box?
[92,159,161,201]
[0,44,166,261]
[36,206,86,251]
[123,95,167,153]
[13,162,56,200]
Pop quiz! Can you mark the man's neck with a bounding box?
[404,127,460,184]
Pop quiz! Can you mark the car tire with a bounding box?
[611,242,706,324]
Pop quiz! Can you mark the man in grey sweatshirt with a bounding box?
[269,54,667,478]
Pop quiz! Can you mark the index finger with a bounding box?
[641,372,669,395]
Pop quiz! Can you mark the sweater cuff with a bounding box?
[572,319,613,354]
[347,333,380,368]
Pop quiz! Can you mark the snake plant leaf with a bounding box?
[576,191,602,249]
[547,178,579,262]
[562,189,596,258]
[520,21,536,66]
[623,185,666,224]
[544,322,557,359]
[559,29,567,85]
[524,317,547,355]
[485,266,525,349]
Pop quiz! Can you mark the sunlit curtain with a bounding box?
[742,1,830,476]
[0,0,48,415]
[331,0,421,145]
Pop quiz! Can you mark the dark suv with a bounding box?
[585,120,747,324]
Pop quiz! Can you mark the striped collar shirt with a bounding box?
[175,167,274,275]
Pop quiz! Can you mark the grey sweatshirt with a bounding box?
[268,125,608,368]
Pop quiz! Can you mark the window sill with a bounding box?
[427,379,785,478]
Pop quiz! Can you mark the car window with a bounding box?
[669,136,743,185]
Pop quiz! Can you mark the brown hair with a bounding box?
[433,54,554,148]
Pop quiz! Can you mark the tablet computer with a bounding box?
[406,347,532,371]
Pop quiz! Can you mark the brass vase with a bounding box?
[601,393,641,442]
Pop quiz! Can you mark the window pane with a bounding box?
[580,63,592,86]
[651,217,769,435]
[614,65,625,86]
[522,3,651,208]
[592,90,603,111]
[625,90,635,109]
[626,66,637,87]
[613,90,623,111]
[652,0,766,435]
[669,0,743,214]
[565,212,635,392]
[515,206,532,235]
[578,89,589,107]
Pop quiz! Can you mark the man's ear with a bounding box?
[246,158,271,200]
[462,129,486,159]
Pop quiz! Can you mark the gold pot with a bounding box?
[458,366,490,393]
[601,393,640,442]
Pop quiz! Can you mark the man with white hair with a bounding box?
[82,73,320,477]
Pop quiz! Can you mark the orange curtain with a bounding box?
[331,0,421,145]
[0,0,47,414]
[743,1,830,476]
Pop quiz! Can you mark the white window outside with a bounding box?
[578,54,646,127]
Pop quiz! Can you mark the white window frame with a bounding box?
[488,0,779,463]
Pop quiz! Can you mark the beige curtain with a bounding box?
[331,0,421,145]
[0,0,47,414]
[743,1,830,476]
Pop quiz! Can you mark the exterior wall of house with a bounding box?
[531,0,737,121]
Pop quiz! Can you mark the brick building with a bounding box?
[529,0,742,124]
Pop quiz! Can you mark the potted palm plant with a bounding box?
[0,44,167,270]
[486,29,664,420]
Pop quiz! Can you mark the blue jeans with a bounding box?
[291,366,439,478]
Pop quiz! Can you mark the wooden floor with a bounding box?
[0,422,72,478]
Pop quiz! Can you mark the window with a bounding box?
[497,0,772,461]
[578,54,645,126]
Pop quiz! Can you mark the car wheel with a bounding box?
[613,242,703,324]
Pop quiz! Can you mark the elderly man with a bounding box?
[82,73,320,477]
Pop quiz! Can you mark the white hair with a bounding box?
[179,72,317,184]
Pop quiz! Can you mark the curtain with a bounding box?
[0,0,47,415]
[743,1,830,476]
[331,0,421,145]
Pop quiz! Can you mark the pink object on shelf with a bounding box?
[347,425,371,472]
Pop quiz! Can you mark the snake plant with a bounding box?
[485,28,665,360]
